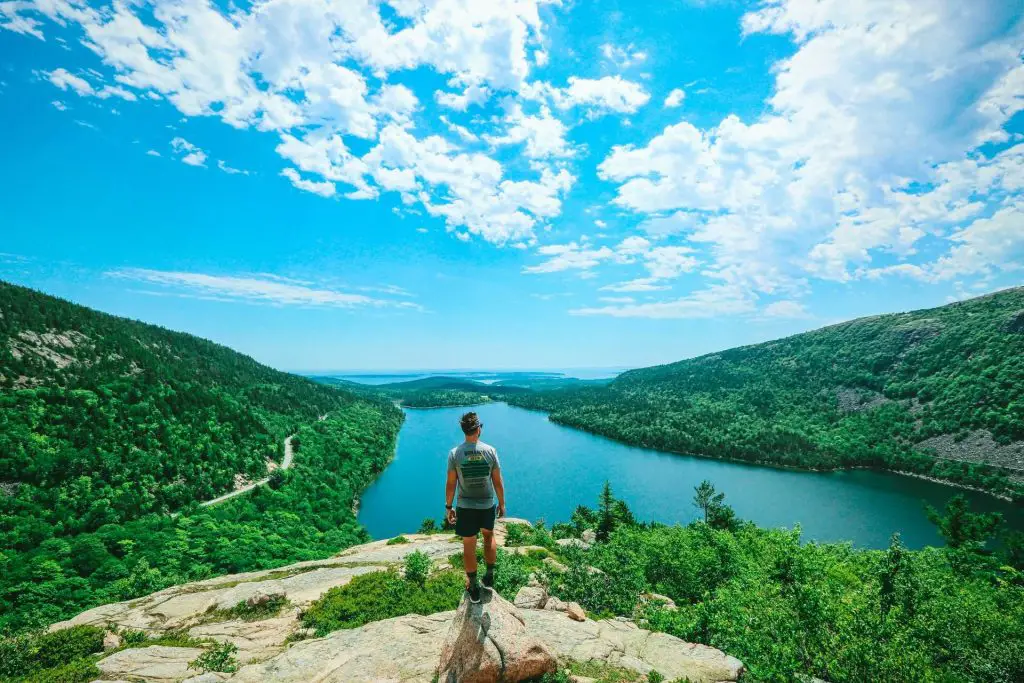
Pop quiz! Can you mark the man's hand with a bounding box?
[446,507,457,526]
[497,503,506,518]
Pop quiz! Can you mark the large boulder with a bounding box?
[513,584,547,610]
[95,645,204,682]
[230,612,449,682]
[521,610,744,683]
[437,591,556,682]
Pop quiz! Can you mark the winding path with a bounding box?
[199,413,326,509]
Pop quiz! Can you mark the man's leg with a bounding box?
[462,534,478,576]
[481,528,497,588]
[462,534,482,603]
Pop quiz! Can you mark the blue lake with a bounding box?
[358,402,1023,549]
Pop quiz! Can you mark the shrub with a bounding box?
[418,518,438,534]
[404,550,431,586]
[221,594,289,621]
[387,535,410,545]
[301,569,463,635]
[189,642,239,674]
[0,626,106,679]
[25,657,102,683]
[504,523,529,546]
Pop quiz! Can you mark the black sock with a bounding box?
[485,563,495,578]
[467,571,478,586]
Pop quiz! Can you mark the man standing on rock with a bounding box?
[446,411,506,603]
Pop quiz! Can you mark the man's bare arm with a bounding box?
[491,468,506,517]
[445,469,458,524]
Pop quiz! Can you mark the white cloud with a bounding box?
[5,0,570,245]
[663,88,685,108]
[485,105,572,159]
[51,100,67,111]
[600,43,647,70]
[46,68,137,100]
[217,159,250,175]
[931,203,1024,280]
[597,0,1024,299]
[145,149,161,157]
[440,115,479,143]
[280,168,336,198]
[170,137,207,167]
[573,284,756,318]
[527,235,701,285]
[522,242,615,274]
[762,300,810,319]
[361,124,575,244]
[435,84,491,111]
[560,76,650,116]
[107,268,419,309]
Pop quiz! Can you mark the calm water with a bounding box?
[358,403,1023,549]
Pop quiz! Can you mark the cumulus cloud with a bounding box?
[170,137,207,167]
[597,0,1024,298]
[5,0,569,245]
[663,88,685,108]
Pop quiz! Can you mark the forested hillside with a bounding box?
[508,288,1024,499]
[0,282,403,632]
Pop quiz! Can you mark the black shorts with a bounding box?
[455,505,497,538]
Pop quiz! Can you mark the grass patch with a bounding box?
[212,594,290,622]
[300,569,463,635]
[538,660,649,683]
[189,642,239,674]
[387,535,410,545]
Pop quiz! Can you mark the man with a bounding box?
[445,411,506,603]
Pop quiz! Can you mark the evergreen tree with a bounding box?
[925,495,1002,550]
[596,481,616,542]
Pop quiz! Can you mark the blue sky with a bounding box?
[1,0,1022,372]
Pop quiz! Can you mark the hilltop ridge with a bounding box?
[508,287,1024,499]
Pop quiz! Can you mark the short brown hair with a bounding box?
[460,411,481,434]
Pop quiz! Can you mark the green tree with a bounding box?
[693,480,722,524]
[925,494,1002,549]
[596,481,616,542]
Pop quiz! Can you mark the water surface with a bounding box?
[358,403,1022,549]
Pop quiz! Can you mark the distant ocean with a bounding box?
[301,368,627,386]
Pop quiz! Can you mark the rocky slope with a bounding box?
[53,523,743,683]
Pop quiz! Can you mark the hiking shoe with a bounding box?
[482,572,494,589]
[468,582,481,604]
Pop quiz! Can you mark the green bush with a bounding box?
[504,523,529,546]
[301,569,463,635]
[387,535,410,545]
[418,518,438,534]
[404,551,431,586]
[219,594,289,622]
[24,657,101,683]
[189,642,239,674]
[0,626,106,679]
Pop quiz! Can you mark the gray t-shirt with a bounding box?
[447,440,500,509]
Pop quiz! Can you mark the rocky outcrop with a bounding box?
[229,612,449,682]
[51,533,742,683]
[437,591,556,682]
[51,535,458,634]
[95,645,203,682]
[521,612,743,683]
